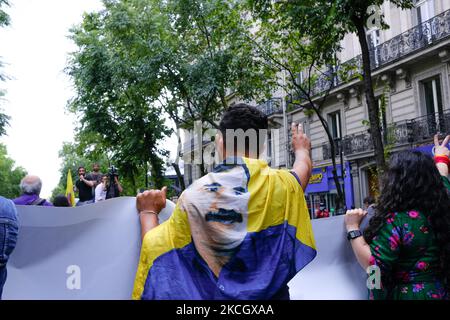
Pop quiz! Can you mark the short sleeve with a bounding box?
[289,171,303,189]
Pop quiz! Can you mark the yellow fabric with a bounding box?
[131,200,192,300]
[244,158,316,249]
[65,169,76,207]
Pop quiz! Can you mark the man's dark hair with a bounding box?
[53,195,70,207]
[78,166,85,173]
[363,196,375,205]
[219,103,268,157]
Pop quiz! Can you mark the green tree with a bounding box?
[0,0,11,136]
[155,0,277,179]
[67,0,276,189]
[246,2,348,209]
[156,0,275,126]
[0,143,27,199]
[67,1,171,189]
[0,0,9,27]
[249,0,414,180]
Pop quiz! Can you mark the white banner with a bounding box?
[3,197,367,300]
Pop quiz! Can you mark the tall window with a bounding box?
[421,75,444,134]
[328,111,342,140]
[368,29,381,66]
[423,76,443,116]
[416,0,435,24]
[267,130,272,160]
[327,111,342,157]
[415,0,435,43]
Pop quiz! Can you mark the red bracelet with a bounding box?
[434,155,450,167]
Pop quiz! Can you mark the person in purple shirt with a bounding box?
[12,175,53,206]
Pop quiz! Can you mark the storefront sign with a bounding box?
[309,173,324,184]
[305,162,354,209]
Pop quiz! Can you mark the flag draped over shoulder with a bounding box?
[65,169,75,207]
[132,157,316,300]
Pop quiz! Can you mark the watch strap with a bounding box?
[347,229,363,241]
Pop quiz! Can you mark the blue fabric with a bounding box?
[0,196,19,299]
[141,222,316,300]
[290,171,303,189]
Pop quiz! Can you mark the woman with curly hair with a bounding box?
[345,144,450,300]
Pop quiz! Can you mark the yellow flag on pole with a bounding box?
[65,169,76,207]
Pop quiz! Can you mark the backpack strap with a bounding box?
[30,197,47,206]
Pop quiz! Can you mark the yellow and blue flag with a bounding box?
[132,157,316,300]
[65,169,75,207]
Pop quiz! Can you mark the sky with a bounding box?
[0,0,178,198]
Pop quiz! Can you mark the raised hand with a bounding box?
[434,134,450,157]
[291,122,311,154]
[136,186,167,214]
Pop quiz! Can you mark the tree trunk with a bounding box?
[172,162,185,191]
[312,106,346,210]
[173,127,186,191]
[145,163,149,189]
[199,162,206,177]
[130,171,137,194]
[149,156,164,189]
[355,19,386,181]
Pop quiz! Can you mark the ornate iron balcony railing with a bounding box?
[322,110,450,160]
[307,9,450,98]
[257,97,283,116]
[322,138,343,161]
[409,110,450,143]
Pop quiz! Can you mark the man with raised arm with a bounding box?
[133,103,316,300]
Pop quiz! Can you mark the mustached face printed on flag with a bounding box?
[132,157,317,300]
[181,165,250,276]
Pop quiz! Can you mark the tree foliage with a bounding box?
[67,0,277,189]
[0,143,27,199]
[0,0,9,28]
[0,0,10,136]
[155,0,276,128]
[67,1,171,189]
[249,0,414,182]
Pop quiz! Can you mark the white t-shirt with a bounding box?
[95,183,107,202]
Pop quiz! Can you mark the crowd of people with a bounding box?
[74,164,123,206]
[8,163,123,208]
[1,103,450,300]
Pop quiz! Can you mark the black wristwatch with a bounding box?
[347,230,363,241]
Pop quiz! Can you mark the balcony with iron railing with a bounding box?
[322,110,450,160]
[300,9,450,99]
[257,97,283,117]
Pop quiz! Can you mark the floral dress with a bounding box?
[443,176,450,193]
[368,210,447,300]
